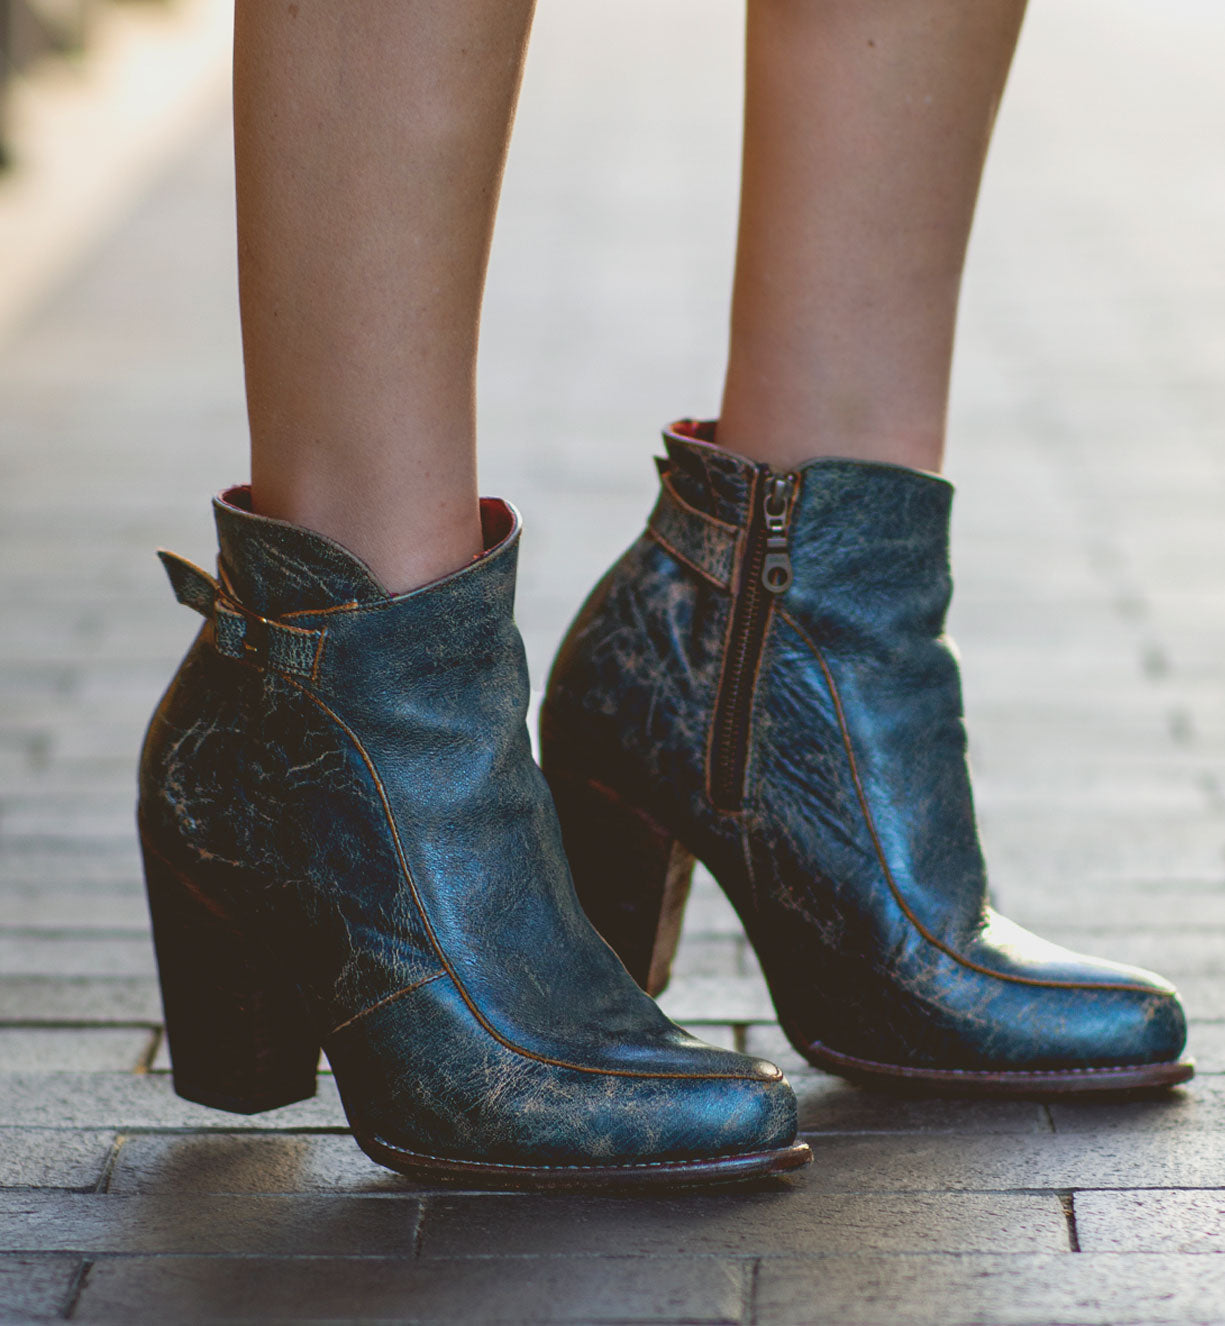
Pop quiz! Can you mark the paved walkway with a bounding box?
[1,1,1223,1321]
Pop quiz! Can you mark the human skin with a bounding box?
[719,0,1029,472]
[235,0,1026,590]
[235,0,535,592]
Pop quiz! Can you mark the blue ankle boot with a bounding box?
[541,421,1192,1095]
[138,487,809,1186]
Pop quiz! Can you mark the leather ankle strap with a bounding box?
[645,468,740,592]
[158,550,325,680]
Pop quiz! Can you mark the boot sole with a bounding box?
[353,1133,813,1190]
[799,1037,1195,1097]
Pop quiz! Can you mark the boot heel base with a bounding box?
[172,1078,317,1116]
[544,767,694,996]
[140,828,321,1116]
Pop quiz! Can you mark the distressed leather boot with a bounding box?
[137,487,809,1187]
[541,421,1192,1095]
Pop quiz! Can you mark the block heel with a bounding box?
[545,765,694,998]
[140,831,319,1114]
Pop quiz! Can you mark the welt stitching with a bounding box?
[280,675,778,1084]
[807,1038,1188,1080]
[776,607,1158,996]
[365,1136,792,1172]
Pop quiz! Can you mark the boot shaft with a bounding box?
[658,420,956,651]
[141,486,783,1077]
[544,421,988,951]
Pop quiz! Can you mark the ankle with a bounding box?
[249,481,483,596]
[715,413,945,475]
[718,372,947,472]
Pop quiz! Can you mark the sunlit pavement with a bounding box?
[1,2,1223,1321]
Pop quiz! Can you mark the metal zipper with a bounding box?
[708,467,798,811]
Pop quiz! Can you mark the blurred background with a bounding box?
[0,1,1224,1320]
[3,0,1225,1126]
[2,0,1225,1155]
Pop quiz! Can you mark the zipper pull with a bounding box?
[760,473,798,594]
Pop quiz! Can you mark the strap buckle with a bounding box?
[158,549,324,680]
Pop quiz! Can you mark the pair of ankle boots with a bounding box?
[138,421,1190,1188]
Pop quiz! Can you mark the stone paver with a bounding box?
[0,0,1223,1322]
[1049,1077,1225,1133]
[73,1256,748,1324]
[0,1030,153,1074]
[0,976,160,1024]
[419,1189,1069,1258]
[0,1191,424,1256]
[801,1134,1225,1193]
[0,1072,347,1130]
[0,1131,116,1190]
[0,1257,83,1323]
[107,1133,422,1197]
[1075,1191,1225,1256]
[754,1255,1225,1326]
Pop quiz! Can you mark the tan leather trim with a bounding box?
[644,526,729,591]
[777,608,1158,996]
[328,970,447,1037]
[656,467,742,533]
[646,472,738,589]
[283,599,361,620]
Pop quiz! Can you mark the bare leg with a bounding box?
[235,0,535,592]
[719,0,1027,472]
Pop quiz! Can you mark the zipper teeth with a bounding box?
[716,550,767,784]
[710,468,773,809]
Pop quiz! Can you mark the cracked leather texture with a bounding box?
[542,426,1188,1074]
[140,487,797,1166]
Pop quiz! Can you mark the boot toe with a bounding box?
[1067,974,1188,1070]
[957,915,1191,1072]
[653,1057,799,1161]
[328,969,802,1172]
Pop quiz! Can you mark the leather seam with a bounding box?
[659,472,741,534]
[328,970,448,1037]
[279,525,520,624]
[736,607,777,894]
[281,676,780,1084]
[644,526,729,591]
[283,599,361,620]
[307,628,328,683]
[776,608,1159,996]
